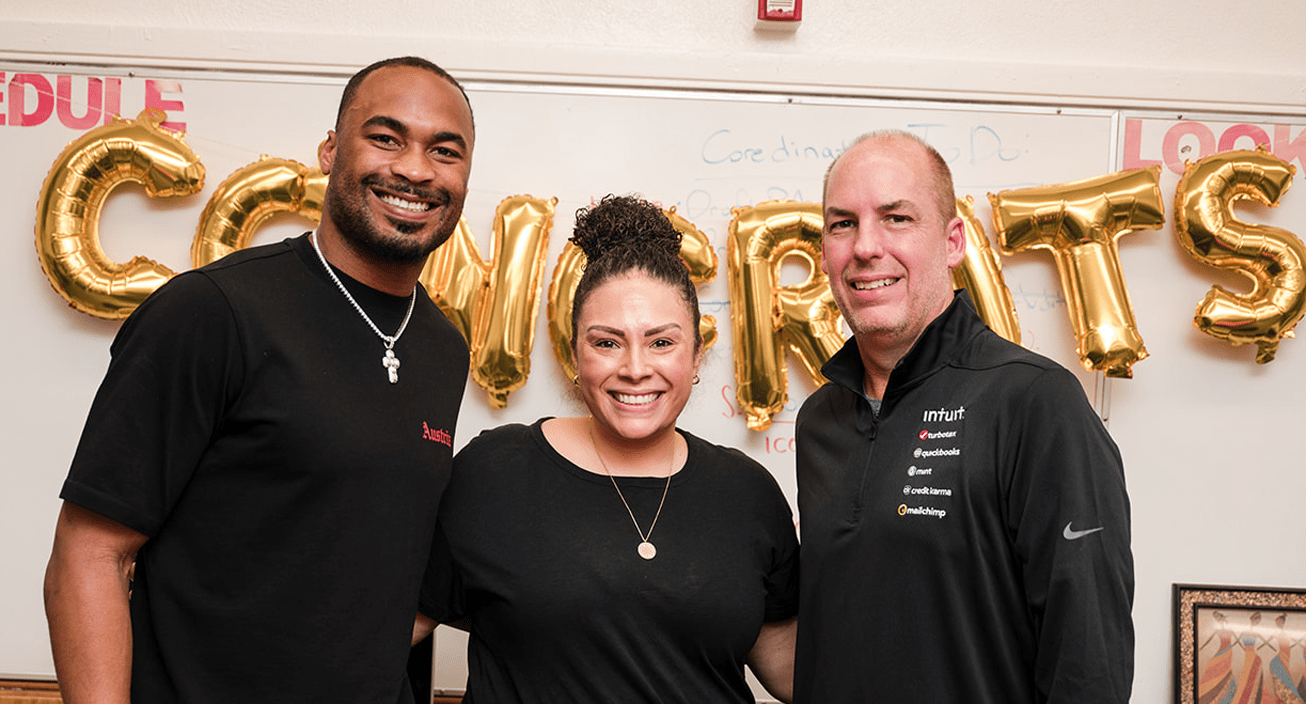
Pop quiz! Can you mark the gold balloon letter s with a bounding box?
[36,108,206,318]
[727,201,843,431]
[990,167,1163,378]
[1175,148,1304,363]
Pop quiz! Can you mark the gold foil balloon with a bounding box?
[1175,148,1303,363]
[35,108,205,318]
[727,200,843,431]
[421,195,556,408]
[951,196,1021,345]
[990,167,1163,378]
[192,156,326,267]
[546,206,719,382]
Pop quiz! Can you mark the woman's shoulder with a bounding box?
[681,430,775,482]
[457,419,550,461]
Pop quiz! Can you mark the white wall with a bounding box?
[2,0,1304,111]
[3,2,1305,703]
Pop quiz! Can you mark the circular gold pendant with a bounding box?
[638,541,657,560]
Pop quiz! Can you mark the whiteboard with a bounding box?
[4,62,1304,704]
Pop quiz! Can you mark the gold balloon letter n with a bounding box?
[421,195,556,408]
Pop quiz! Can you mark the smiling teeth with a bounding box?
[852,278,898,291]
[615,392,659,405]
[379,194,431,212]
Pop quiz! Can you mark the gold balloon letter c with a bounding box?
[35,108,206,319]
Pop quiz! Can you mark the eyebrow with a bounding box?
[361,115,469,151]
[585,323,684,337]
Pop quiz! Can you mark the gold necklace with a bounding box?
[588,421,674,560]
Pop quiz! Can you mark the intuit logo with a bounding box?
[422,422,452,447]
[922,406,965,423]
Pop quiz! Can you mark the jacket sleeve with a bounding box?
[1004,367,1134,704]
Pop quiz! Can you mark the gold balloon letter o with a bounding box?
[192,156,326,268]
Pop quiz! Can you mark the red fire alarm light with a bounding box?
[756,0,802,29]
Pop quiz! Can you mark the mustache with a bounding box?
[361,174,450,205]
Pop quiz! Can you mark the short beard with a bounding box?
[323,175,456,263]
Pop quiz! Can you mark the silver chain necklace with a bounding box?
[589,420,674,560]
[310,233,416,384]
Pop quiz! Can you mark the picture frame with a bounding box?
[1173,583,1306,704]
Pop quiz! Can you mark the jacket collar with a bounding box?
[821,290,988,400]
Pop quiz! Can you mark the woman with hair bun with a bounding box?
[414,194,799,703]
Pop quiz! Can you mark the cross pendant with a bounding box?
[383,348,400,384]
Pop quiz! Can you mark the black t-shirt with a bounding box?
[62,234,468,704]
[420,420,799,704]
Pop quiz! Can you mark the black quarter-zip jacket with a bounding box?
[793,291,1134,704]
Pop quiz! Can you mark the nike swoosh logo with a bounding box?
[1063,522,1105,540]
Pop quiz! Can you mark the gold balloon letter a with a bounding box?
[727,201,843,431]
[546,206,719,383]
[1175,148,1304,363]
[35,108,206,319]
[951,196,1022,345]
[990,167,1163,378]
[421,195,556,408]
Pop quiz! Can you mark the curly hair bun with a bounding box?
[570,194,682,263]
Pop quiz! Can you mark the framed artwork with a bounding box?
[1173,584,1306,704]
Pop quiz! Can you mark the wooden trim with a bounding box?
[0,680,462,704]
[0,680,61,704]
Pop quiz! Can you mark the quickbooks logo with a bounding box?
[914,447,960,458]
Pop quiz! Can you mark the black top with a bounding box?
[421,420,799,704]
[794,291,1134,704]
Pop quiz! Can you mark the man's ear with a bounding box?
[318,132,337,176]
[944,215,967,268]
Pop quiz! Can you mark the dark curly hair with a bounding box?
[569,194,702,351]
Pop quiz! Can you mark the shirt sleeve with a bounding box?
[1005,367,1134,704]
[60,271,243,537]
[417,525,465,623]
[757,463,801,623]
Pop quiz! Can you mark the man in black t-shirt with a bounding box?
[43,56,475,704]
